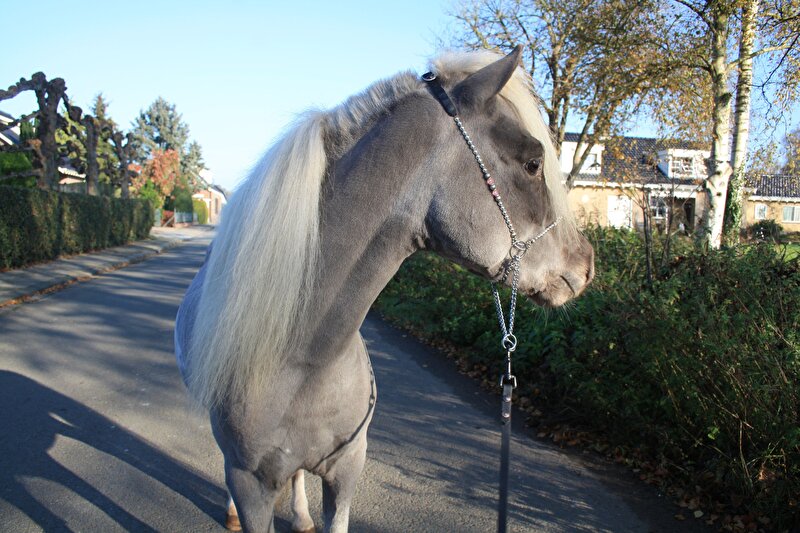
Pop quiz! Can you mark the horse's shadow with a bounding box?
[0,370,227,531]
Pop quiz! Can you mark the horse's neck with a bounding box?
[305,164,423,360]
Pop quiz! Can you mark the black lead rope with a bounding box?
[422,71,516,533]
[498,374,515,532]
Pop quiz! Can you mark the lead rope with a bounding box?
[422,71,560,533]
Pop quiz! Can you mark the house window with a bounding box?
[670,156,694,177]
[754,203,767,220]
[782,205,800,223]
[649,196,668,220]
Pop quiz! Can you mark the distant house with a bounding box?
[744,174,800,232]
[564,133,708,232]
[0,111,21,145]
[192,183,227,225]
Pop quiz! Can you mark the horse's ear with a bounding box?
[453,45,522,109]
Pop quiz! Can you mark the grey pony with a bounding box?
[175,47,594,533]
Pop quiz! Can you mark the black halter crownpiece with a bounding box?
[422,72,459,117]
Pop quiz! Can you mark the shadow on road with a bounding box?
[0,370,226,531]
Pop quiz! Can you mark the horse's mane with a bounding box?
[186,50,575,408]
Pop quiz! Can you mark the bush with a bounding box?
[375,227,800,529]
[174,188,194,213]
[0,186,153,269]
[192,199,208,225]
[0,152,36,188]
[748,219,783,242]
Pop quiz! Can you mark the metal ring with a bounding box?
[510,243,527,260]
[421,71,436,82]
[502,333,517,351]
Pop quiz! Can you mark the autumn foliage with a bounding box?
[133,149,181,197]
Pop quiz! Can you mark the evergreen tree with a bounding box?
[181,140,205,187]
[131,97,206,191]
[132,97,190,161]
[91,94,119,186]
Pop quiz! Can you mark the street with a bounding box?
[0,238,707,532]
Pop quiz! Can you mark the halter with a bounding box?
[422,71,560,533]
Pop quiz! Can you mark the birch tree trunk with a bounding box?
[723,0,759,246]
[705,7,734,249]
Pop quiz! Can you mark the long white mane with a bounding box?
[186,50,575,408]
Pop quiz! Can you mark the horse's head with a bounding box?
[421,47,594,307]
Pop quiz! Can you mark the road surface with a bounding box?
[0,237,706,532]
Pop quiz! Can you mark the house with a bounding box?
[0,111,21,146]
[564,133,709,232]
[192,173,228,221]
[744,174,800,232]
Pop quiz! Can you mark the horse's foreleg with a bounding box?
[290,470,315,533]
[321,435,367,533]
[225,471,311,533]
[226,465,279,533]
[225,495,241,531]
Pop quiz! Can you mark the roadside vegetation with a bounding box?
[374,226,800,532]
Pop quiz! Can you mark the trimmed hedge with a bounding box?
[375,227,800,530]
[192,198,208,225]
[0,186,153,269]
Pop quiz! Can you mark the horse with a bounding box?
[174,46,594,533]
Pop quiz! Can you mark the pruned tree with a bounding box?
[110,130,135,199]
[57,93,127,197]
[62,100,102,195]
[0,72,69,189]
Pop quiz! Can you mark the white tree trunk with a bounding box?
[705,8,733,249]
[724,0,759,244]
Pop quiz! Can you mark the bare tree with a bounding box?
[451,0,679,187]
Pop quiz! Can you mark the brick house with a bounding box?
[743,174,800,232]
[564,133,709,232]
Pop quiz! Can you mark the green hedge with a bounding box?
[192,198,208,225]
[375,227,800,529]
[0,186,153,269]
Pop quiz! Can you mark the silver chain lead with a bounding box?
[452,114,560,360]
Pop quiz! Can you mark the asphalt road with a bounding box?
[0,238,709,532]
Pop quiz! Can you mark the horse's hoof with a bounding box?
[292,528,315,533]
[225,513,242,531]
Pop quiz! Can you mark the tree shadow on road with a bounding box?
[0,370,227,531]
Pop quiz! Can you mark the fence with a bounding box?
[58,182,118,196]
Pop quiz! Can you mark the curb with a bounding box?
[0,237,185,309]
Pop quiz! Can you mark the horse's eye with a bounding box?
[524,158,541,175]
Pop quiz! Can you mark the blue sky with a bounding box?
[3,1,456,190]
[3,2,797,190]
